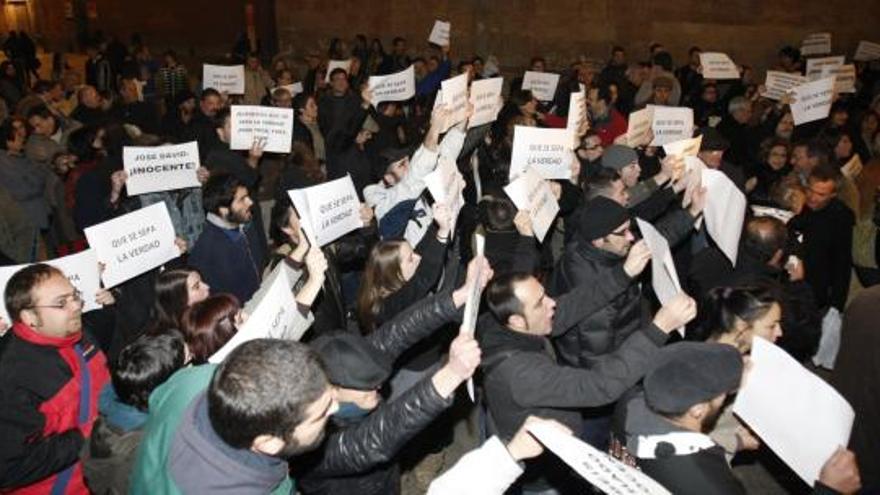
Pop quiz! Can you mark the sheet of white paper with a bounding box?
[830,64,856,94]
[123,142,200,196]
[566,90,587,147]
[854,40,880,61]
[461,233,485,336]
[805,55,845,81]
[0,249,102,323]
[203,64,245,94]
[750,205,794,224]
[441,72,469,130]
[528,423,671,495]
[662,135,702,157]
[649,106,694,146]
[288,175,363,247]
[800,32,832,56]
[503,168,560,242]
[522,71,560,101]
[790,77,835,126]
[428,20,451,46]
[287,188,318,247]
[209,267,300,363]
[280,82,304,96]
[635,219,683,329]
[468,77,503,128]
[762,71,807,101]
[84,202,180,288]
[324,59,352,83]
[733,337,854,486]
[699,52,739,80]
[368,65,415,106]
[423,155,465,233]
[509,126,573,180]
[626,106,654,147]
[230,105,294,154]
[701,168,746,265]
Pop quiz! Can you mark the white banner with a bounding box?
[504,168,560,242]
[567,89,587,146]
[123,142,200,196]
[528,422,671,495]
[428,20,451,46]
[649,105,694,146]
[702,168,746,265]
[662,135,702,157]
[203,64,245,94]
[324,59,352,83]
[468,77,503,128]
[0,249,102,323]
[734,337,854,486]
[699,52,739,80]
[441,73,469,130]
[368,65,415,106]
[790,77,835,126]
[854,40,880,61]
[762,71,807,101]
[84,202,180,288]
[800,32,832,57]
[805,55,845,81]
[230,105,294,154]
[510,126,573,180]
[423,155,465,233]
[522,71,560,101]
[209,266,300,363]
[626,106,654,147]
[288,175,363,247]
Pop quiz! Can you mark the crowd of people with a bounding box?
[0,25,878,495]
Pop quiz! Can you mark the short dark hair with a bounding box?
[26,104,54,121]
[585,167,622,200]
[611,46,625,54]
[212,107,230,129]
[201,88,221,101]
[207,339,328,449]
[4,264,64,322]
[809,164,841,190]
[652,51,674,72]
[593,83,614,104]
[113,332,186,411]
[481,194,517,232]
[689,46,702,56]
[329,67,348,80]
[486,272,533,325]
[202,173,243,215]
[392,36,406,45]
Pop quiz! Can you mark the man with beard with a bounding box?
[188,173,267,303]
[130,339,337,494]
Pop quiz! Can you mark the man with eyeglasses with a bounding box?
[0,263,110,494]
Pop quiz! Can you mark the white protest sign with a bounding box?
[84,202,180,288]
[522,71,560,101]
[428,20,451,46]
[123,142,200,196]
[441,72,469,130]
[649,106,694,146]
[203,64,245,94]
[567,90,587,146]
[699,52,740,80]
[734,337,854,486]
[209,267,300,363]
[626,106,654,147]
[762,71,807,101]
[462,233,486,401]
[324,59,352,83]
[528,422,671,495]
[423,155,465,233]
[636,218,683,321]
[662,135,702,157]
[368,65,415,106]
[831,64,856,94]
[790,77,835,126]
[230,105,294,154]
[0,249,102,324]
[854,40,880,61]
[805,55,845,81]
[702,168,746,265]
[288,175,363,247]
[750,205,795,224]
[504,167,560,242]
[279,82,304,96]
[468,77,503,128]
[510,126,573,180]
[800,32,832,56]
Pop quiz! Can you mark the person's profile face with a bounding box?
[513,277,556,335]
[281,387,338,458]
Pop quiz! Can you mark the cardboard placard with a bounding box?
[203,64,245,94]
[230,105,294,154]
[522,71,560,101]
[123,142,200,196]
[699,52,740,80]
[790,77,835,126]
[368,65,416,106]
[510,125,574,180]
[503,167,560,242]
[468,77,503,128]
[288,175,363,247]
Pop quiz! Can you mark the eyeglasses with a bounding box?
[28,289,84,311]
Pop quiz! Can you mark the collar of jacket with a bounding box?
[99,383,149,432]
[572,238,625,266]
[624,394,717,458]
[206,212,245,232]
[12,320,81,348]
[479,315,547,359]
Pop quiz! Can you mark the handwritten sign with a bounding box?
[762,71,807,101]
[288,175,363,247]
[0,249,102,323]
[428,20,451,46]
[504,167,560,242]
[441,73,469,130]
[699,52,739,80]
[468,77,503,128]
[790,77,834,126]
[800,32,832,57]
[123,142,200,196]
[324,59,352,83]
[805,55,845,81]
[203,64,245,94]
[522,71,560,102]
[368,65,415,106]
[854,40,880,61]
[626,107,654,147]
[649,105,694,146]
[423,155,465,233]
[84,202,180,288]
[510,126,574,180]
[230,105,294,153]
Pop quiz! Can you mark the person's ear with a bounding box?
[218,206,230,219]
[19,309,37,328]
[768,249,785,267]
[508,314,527,331]
[591,238,605,249]
[251,434,285,456]
[687,402,709,421]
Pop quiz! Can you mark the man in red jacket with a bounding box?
[0,263,110,494]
